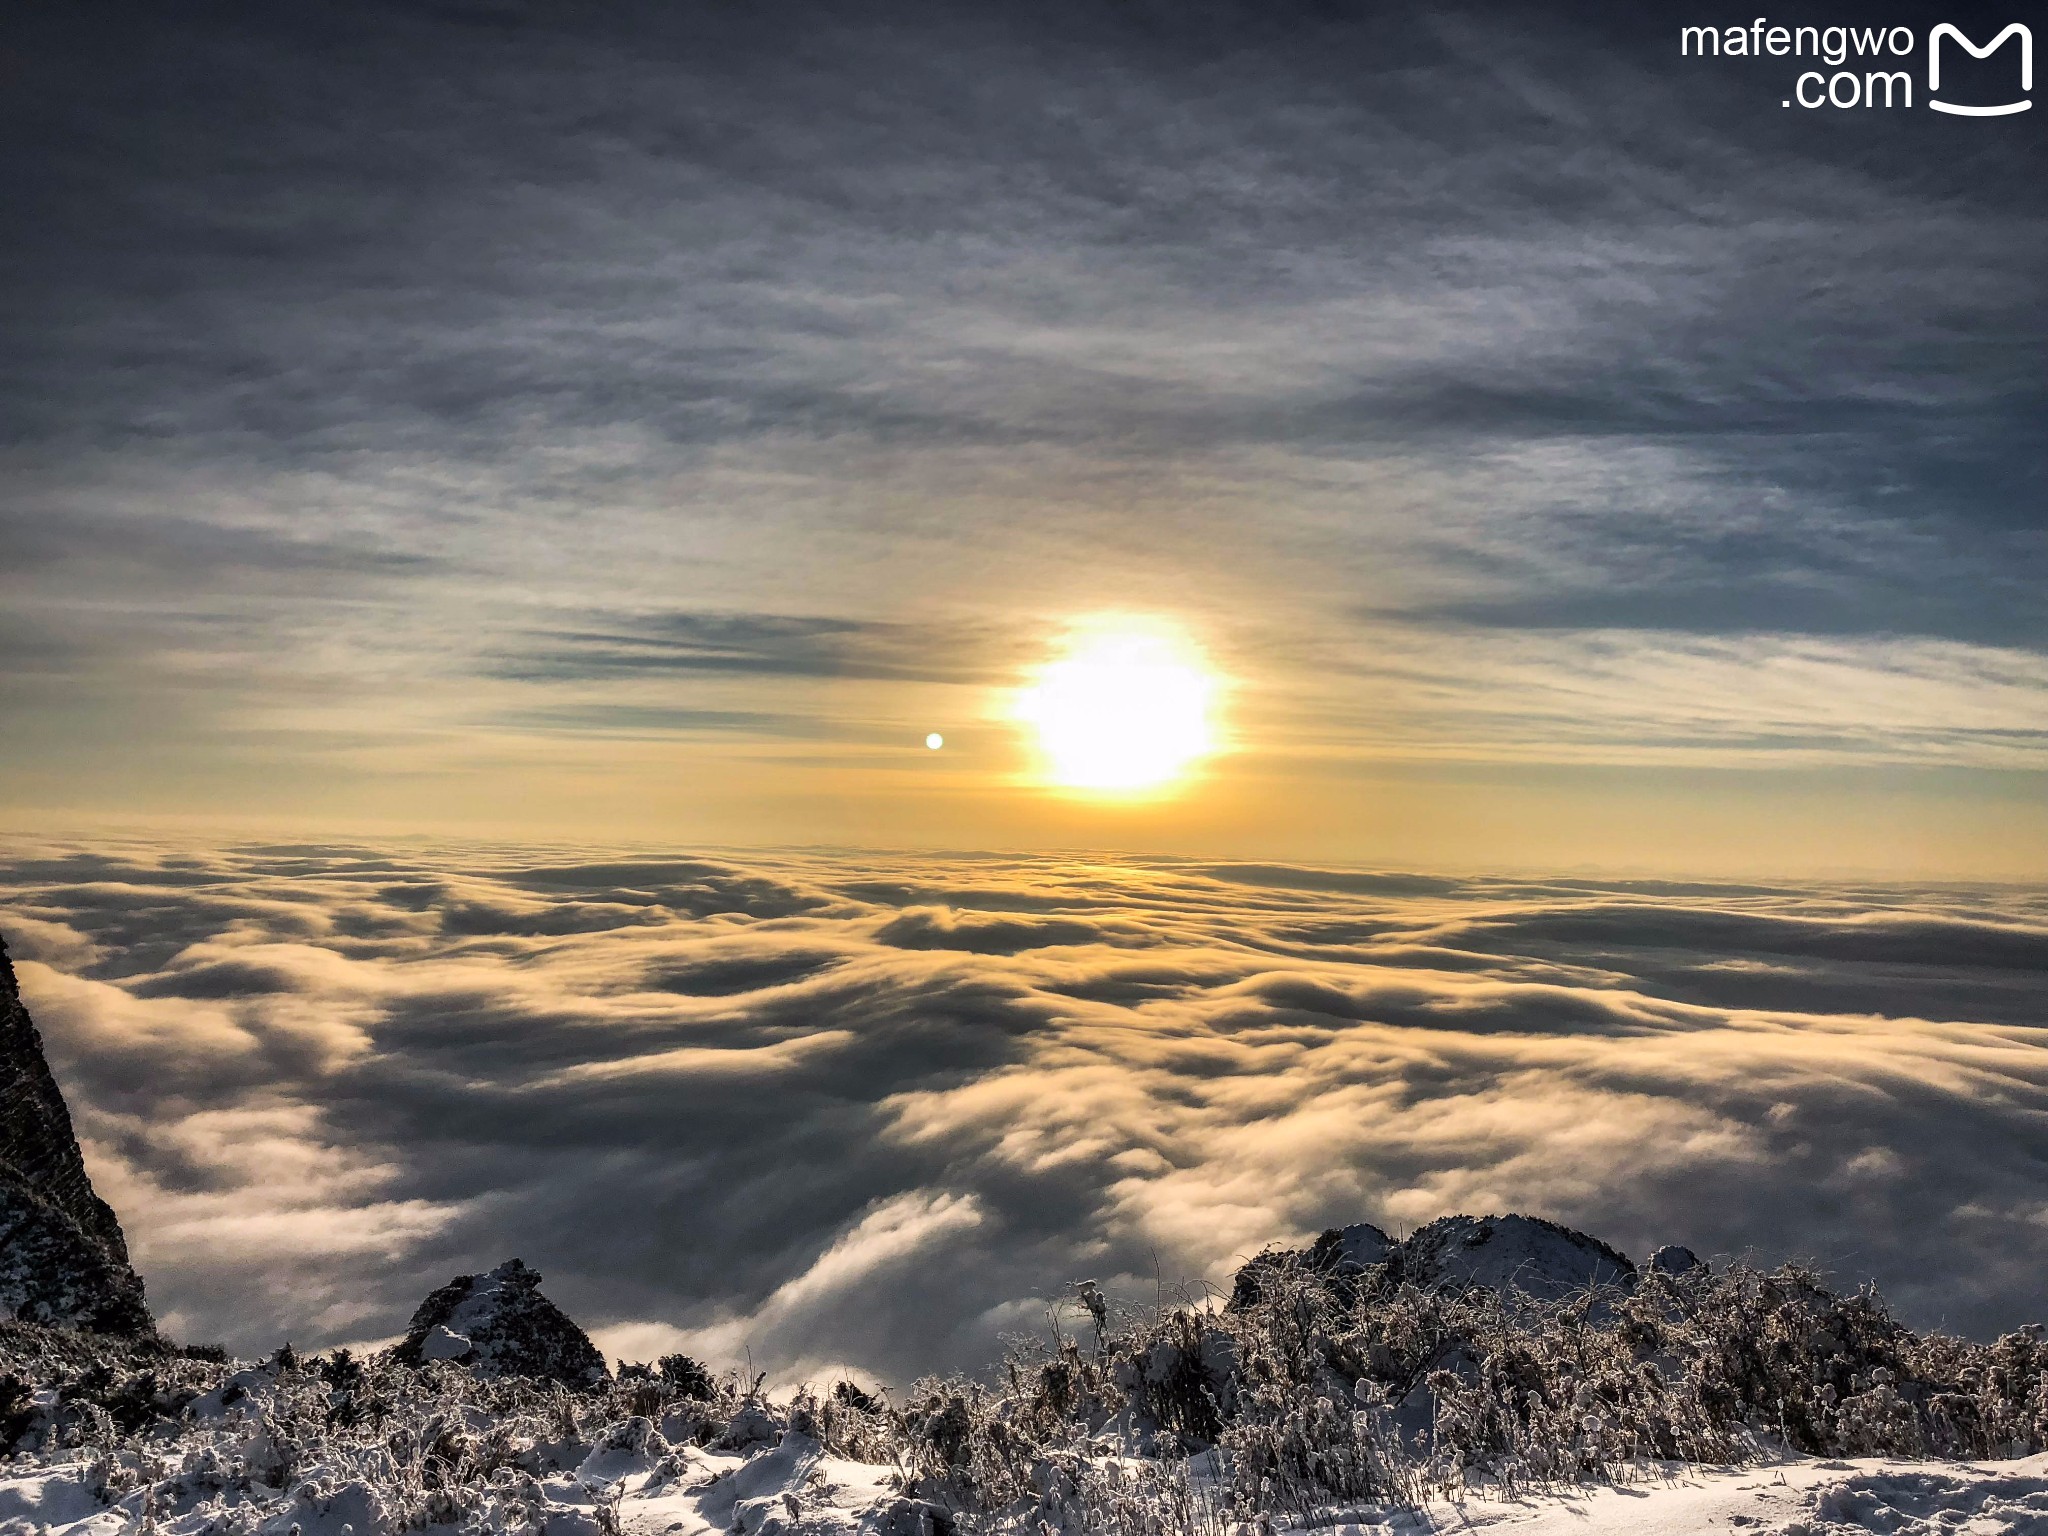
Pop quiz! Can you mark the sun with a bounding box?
[1015,621,1220,794]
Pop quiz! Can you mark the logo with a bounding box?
[1928,23,2031,115]
[1680,19,2032,115]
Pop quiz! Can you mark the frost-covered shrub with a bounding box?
[1196,1252,2048,1505]
[0,1253,2043,1532]
[942,1253,2048,1518]
[656,1351,717,1399]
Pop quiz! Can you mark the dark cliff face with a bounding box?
[0,936,153,1335]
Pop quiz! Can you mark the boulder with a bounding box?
[1232,1212,1638,1307]
[1648,1244,1704,1276]
[389,1258,606,1385]
[0,936,152,1335]
[1229,1219,1395,1307]
[1311,1221,1397,1273]
[1390,1214,1636,1301]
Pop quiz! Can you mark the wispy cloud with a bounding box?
[0,4,2039,832]
[1278,629,2048,768]
[492,612,1018,687]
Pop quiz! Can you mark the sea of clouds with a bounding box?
[2,838,2045,1385]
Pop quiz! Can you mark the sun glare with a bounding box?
[1016,621,1219,794]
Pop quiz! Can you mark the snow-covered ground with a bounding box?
[0,1425,904,1536]
[1420,1455,2048,1534]
[4,1441,2045,1536]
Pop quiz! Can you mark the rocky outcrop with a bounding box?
[0,936,152,1335]
[1234,1212,1658,1308]
[1390,1214,1636,1300]
[389,1259,606,1385]
[1648,1243,1703,1276]
[1230,1219,1395,1307]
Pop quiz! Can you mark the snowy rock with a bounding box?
[1391,1214,1636,1300]
[418,1323,471,1361]
[1229,1219,1397,1306]
[0,934,153,1336]
[388,1258,606,1385]
[1648,1244,1703,1276]
[1233,1212,1639,1306]
[1312,1221,1398,1272]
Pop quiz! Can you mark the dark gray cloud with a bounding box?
[493,612,1020,687]
[3,837,2046,1383]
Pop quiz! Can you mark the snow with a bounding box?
[1399,1453,2048,1534]
[4,1442,2044,1536]
[0,1468,119,1533]
[614,1440,900,1536]
[420,1322,472,1361]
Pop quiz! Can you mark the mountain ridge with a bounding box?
[0,935,152,1336]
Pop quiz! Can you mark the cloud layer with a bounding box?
[4,837,2044,1383]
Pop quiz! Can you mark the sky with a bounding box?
[6,837,2047,1381]
[2,0,2044,873]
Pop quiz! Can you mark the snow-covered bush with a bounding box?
[1,1253,2044,1533]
